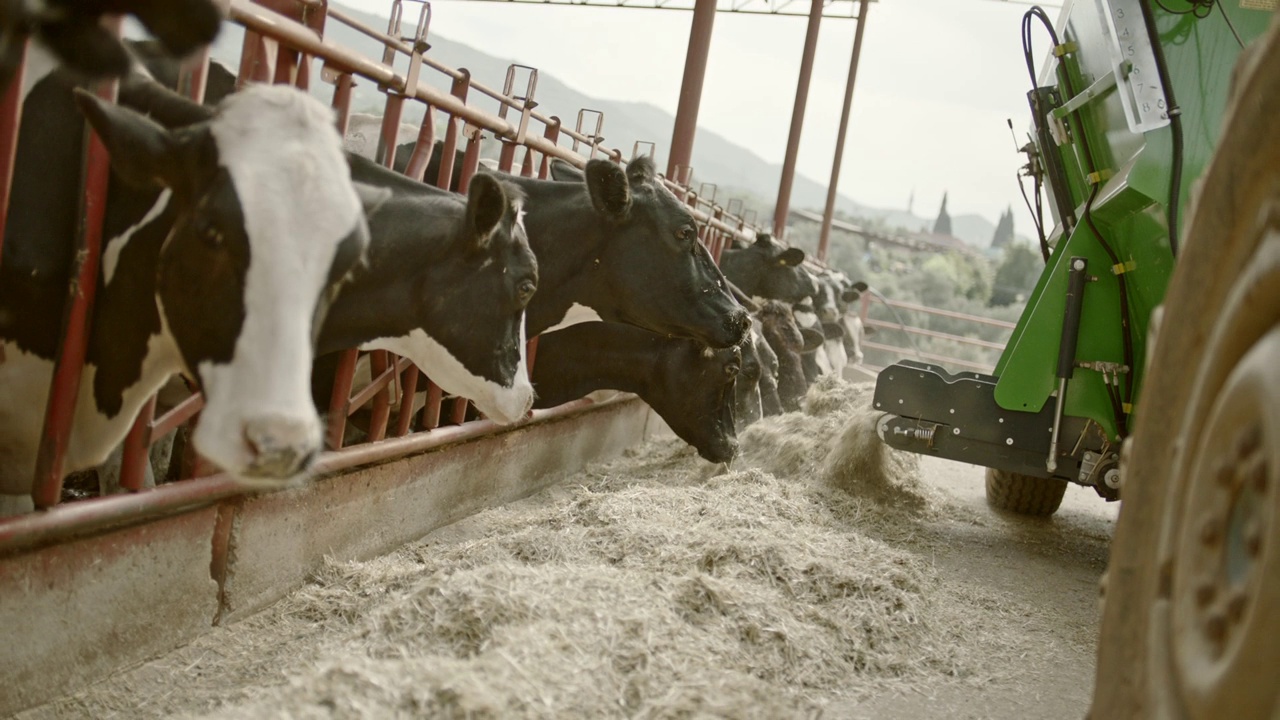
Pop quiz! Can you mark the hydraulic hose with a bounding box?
[1137,0,1185,258]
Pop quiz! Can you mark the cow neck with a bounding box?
[541,324,657,401]
[314,194,459,355]
[503,177,615,336]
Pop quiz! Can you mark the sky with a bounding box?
[338,0,1066,236]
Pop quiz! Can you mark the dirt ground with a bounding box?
[19,380,1117,720]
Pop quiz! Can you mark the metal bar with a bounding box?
[498,140,518,173]
[861,341,994,372]
[862,319,1008,350]
[237,30,276,87]
[0,397,637,558]
[325,349,359,450]
[31,54,120,509]
[376,93,407,167]
[873,298,1018,329]
[404,105,437,181]
[422,382,443,430]
[667,0,717,177]
[331,72,356,136]
[393,366,420,437]
[151,393,204,439]
[818,0,870,262]
[365,350,393,442]
[537,118,561,179]
[773,0,823,238]
[457,129,483,195]
[0,39,26,274]
[119,397,156,492]
[450,396,470,425]
[345,354,410,414]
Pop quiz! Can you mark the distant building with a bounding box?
[991,206,1015,249]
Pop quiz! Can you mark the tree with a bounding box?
[932,192,952,236]
[991,207,1014,249]
[989,243,1043,307]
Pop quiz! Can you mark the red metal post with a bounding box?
[457,129,483,195]
[0,39,26,269]
[326,349,359,450]
[818,0,871,263]
[32,56,121,508]
[238,31,276,87]
[119,397,156,491]
[435,69,471,191]
[422,383,443,430]
[667,0,717,179]
[773,0,824,239]
[331,72,356,136]
[366,350,393,442]
[404,105,437,181]
[393,365,420,437]
[536,118,561,179]
[498,140,517,173]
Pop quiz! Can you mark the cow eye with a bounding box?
[517,279,536,303]
[676,226,697,243]
[191,215,223,247]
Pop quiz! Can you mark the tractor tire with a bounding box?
[984,468,1067,516]
[1089,20,1280,720]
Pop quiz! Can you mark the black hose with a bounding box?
[1082,184,1136,432]
[1137,0,1185,258]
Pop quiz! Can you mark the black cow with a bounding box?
[733,331,763,432]
[532,322,740,464]
[757,301,822,413]
[0,70,376,514]
[754,328,783,417]
[720,233,819,303]
[316,155,537,424]
[1,0,221,93]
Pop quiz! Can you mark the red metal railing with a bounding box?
[0,0,779,541]
[856,291,1016,375]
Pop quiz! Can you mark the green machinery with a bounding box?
[873,0,1275,515]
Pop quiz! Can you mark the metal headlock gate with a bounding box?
[0,0,806,712]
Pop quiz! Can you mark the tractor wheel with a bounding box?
[984,468,1068,516]
[1090,21,1280,720]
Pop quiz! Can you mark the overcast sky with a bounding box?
[338,0,1063,235]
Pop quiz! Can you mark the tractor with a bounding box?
[872,0,1279,716]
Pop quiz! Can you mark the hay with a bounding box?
[35,377,1014,720]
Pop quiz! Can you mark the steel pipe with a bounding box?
[818,0,871,262]
[667,0,717,178]
[772,0,823,238]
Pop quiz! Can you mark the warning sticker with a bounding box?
[1242,0,1278,9]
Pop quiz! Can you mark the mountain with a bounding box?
[199,6,1021,248]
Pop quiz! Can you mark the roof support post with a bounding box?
[667,0,717,179]
[772,0,823,239]
[818,0,871,262]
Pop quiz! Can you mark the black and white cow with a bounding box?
[719,234,819,304]
[317,154,537,424]
[733,330,763,433]
[1,0,222,92]
[0,58,375,513]
[531,322,741,464]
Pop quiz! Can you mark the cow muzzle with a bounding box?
[239,414,321,483]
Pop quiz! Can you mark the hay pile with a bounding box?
[169,379,988,719]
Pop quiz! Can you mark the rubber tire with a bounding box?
[984,468,1068,517]
[1089,20,1280,720]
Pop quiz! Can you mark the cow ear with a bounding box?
[549,158,584,183]
[625,155,655,185]
[852,280,869,292]
[780,248,805,267]
[799,327,825,353]
[840,288,861,303]
[73,89,178,189]
[753,233,774,246]
[585,159,631,218]
[465,173,507,248]
[118,75,215,129]
[353,182,393,221]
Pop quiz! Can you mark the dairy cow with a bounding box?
[0,0,221,92]
[719,234,819,304]
[531,322,741,463]
[757,301,822,413]
[0,58,375,514]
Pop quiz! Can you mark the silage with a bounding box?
[179,379,989,720]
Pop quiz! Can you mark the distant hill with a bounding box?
[196,6,1025,249]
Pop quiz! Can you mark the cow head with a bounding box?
[733,332,764,433]
[322,170,538,425]
[546,156,749,348]
[654,342,741,464]
[719,234,819,303]
[757,300,814,413]
[75,84,371,487]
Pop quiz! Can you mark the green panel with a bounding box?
[990,0,1275,440]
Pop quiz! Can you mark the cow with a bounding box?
[753,325,783,417]
[316,154,537,424]
[1,0,221,92]
[530,322,741,464]
[0,59,376,514]
[719,233,819,304]
[733,330,763,432]
[757,301,822,413]
[156,56,750,351]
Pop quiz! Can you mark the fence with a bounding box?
[855,291,1016,376]
[0,0,771,552]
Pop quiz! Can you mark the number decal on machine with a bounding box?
[1095,0,1172,133]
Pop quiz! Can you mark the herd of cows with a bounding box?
[0,2,869,517]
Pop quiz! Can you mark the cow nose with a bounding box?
[242,415,319,479]
[727,308,750,340]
